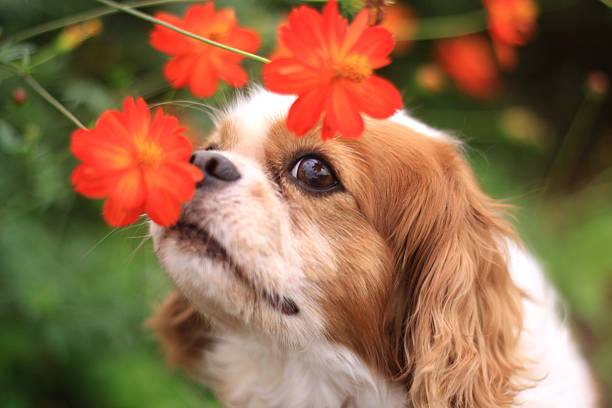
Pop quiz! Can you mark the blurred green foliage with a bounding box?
[0,0,611,406]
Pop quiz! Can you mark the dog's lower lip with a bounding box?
[169,221,299,316]
[171,221,226,260]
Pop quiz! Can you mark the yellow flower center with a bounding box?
[135,137,164,167]
[334,55,372,82]
[207,23,229,42]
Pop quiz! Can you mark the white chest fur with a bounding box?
[200,333,406,408]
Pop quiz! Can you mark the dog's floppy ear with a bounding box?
[384,143,526,407]
[147,290,211,372]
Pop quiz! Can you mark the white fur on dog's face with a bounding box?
[151,89,404,352]
[150,92,313,346]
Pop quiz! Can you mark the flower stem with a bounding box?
[7,0,202,44]
[95,0,271,64]
[545,94,603,192]
[24,74,87,129]
[3,62,87,129]
[410,9,488,41]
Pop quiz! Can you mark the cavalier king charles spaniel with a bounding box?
[148,88,598,407]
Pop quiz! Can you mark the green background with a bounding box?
[0,0,611,406]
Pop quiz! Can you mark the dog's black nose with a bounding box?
[190,151,241,187]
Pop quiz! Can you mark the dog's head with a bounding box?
[149,89,525,407]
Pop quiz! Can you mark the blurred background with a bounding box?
[0,0,610,406]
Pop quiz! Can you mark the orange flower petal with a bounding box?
[213,59,248,88]
[286,87,328,136]
[110,168,146,209]
[484,0,538,46]
[223,28,260,54]
[324,84,363,139]
[189,56,219,97]
[164,54,198,89]
[125,97,150,137]
[71,164,113,198]
[71,130,132,172]
[282,6,325,63]
[147,109,180,142]
[103,196,143,227]
[263,58,324,94]
[149,162,200,203]
[342,10,368,53]
[150,12,192,55]
[143,175,183,227]
[350,27,394,69]
[322,0,347,50]
[350,75,403,118]
[210,8,237,30]
[435,35,500,100]
[184,3,216,28]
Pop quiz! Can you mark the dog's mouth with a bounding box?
[169,221,299,316]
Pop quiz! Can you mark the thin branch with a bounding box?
[96,0,271,63]
[410,9,487,41]
[7,0,201,44]
[19,71,86,129]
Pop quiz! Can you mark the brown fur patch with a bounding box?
[146,290,212,372]
[263,119,527,406]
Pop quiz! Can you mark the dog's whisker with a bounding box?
[81,227,120,259]
[126,235,152,265]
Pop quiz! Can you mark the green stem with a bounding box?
[24,74,86,129]
[545,95,602,191]
[6,0,202,44]
[95,0,271,63]
[601,0,612,9]
[4,62,86,129]
[406,9,488,41]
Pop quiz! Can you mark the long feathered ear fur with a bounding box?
[146,290,211,373]
[384,142,527,407]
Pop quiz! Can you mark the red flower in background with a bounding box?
[435,35,500,100]
[483,0,538,70]
[483,0,538,46]
[150,3,260,98]
[379,3,417,55]
[71,97,203,227]
[263,0,402,140]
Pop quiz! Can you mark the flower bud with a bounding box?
[586,70,609,99]
[56,19,102,52]
[416,64,445,93]
[12,87,27,105]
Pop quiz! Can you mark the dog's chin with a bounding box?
[150,221,299,329]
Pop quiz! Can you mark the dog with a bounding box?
[148,88,598,407]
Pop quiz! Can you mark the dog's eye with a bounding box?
[290,156,339,192]
[205,144,219,151]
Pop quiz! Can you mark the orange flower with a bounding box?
[492,40,518,70]
[435,35,500,100]
[263,0,403,140]
[150,3,260,98]
[483,0,538,46]
[71,97,203,227]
